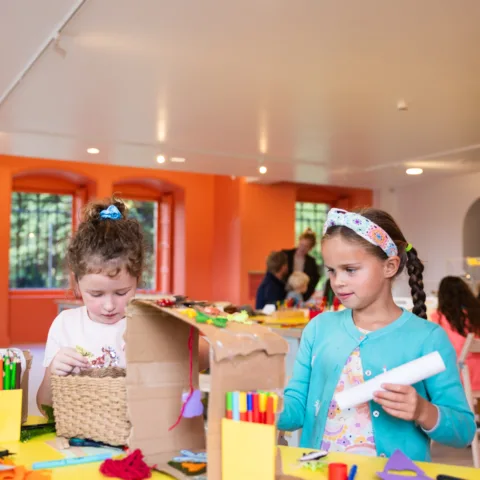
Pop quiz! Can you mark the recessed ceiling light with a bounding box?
[156,155,166,164]
[406,167,423,175]
[170,157,186,163]
[259,165,267,174]
[87,147,100,154]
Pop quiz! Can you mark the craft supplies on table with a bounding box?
[0,349,32,424]
[225,390,278,425]
[222,390,281,479]
[0,350,30,441]
[6,426,480,480]
[335,351,446,410]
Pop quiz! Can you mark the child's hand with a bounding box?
[373,384,437,429]
[49,348,91,376]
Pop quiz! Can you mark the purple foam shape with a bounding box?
[182,389,204,418]
[377,450,434,480]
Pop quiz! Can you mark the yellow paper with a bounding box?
[0,390,22,442]
[222,418,276,480]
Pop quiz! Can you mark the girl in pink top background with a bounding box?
[431,276,480,391]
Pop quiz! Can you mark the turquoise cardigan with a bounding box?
[278,309,475,461]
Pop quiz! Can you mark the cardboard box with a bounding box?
[124,299,291,480]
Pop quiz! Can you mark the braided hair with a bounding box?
[323,208,427,319]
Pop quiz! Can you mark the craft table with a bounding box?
[3,433,478,479]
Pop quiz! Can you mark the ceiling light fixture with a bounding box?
[259,165,267,175]
[406,167,423,175]
[87,147,100,154]
[170,157,186,163]
[156,155,166,164]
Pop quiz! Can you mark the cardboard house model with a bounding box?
[125,299,298,480]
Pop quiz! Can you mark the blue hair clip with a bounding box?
[99,205,122,220]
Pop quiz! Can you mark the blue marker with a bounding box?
[32,452,114,470]
[232,391,240,421]
[348,464,358,480]
[247,393,253,422]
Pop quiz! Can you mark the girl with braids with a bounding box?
[431,276,480,390]
[37,197,209,413]
[278,208,475,461]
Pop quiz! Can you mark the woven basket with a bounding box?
[51,367,131,446]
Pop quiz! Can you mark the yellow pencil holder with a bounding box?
[0,389,23,442]
[221,418,276,480]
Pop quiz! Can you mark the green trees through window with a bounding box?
[9,192,72,288]
[9,193,158,290]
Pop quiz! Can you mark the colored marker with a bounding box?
[265,396,275,425]
[271,393,278,414]
[239,392,247,421]
[348,465,358,480]
[15,359,21,390]
[329,463,348,480]
[232,391,240,421]
[4,358,10,390]
[0,357,3,391]
[11,361,16,390]
[225,392,233,419]
[247,393,253,422]
[252,393,259,423]
[32,453,114,470]
[259,393,267,424]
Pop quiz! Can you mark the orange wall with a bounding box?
[212,177,242,304]
[0,154,372,345]
[240,182,297,303]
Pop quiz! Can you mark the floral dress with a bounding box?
[321,328,377,456]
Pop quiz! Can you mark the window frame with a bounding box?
[9,184,77,295]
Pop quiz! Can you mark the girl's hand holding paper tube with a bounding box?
[334,351,445,429]
[374,384,439,430]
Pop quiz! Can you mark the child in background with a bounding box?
[431,276,480,390]
[37,197,209,414]
[255,251,288,309]
[285,272,310,307]
[278,208,475,461]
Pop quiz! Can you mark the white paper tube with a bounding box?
[334,351,446,410]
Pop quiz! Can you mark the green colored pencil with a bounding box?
[4,358,10,390]
[11,361,17,390]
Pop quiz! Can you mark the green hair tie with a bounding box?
[405,243,413,252]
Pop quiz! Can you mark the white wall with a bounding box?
[374,171,480,297]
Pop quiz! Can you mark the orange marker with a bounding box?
[266,396,275,425]
[239,392,247,422]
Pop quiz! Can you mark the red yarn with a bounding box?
[168,326,195,431]
[100,449,152,480]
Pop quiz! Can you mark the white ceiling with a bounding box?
[1,0,480,188]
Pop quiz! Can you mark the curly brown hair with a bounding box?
[438,276,480,336]
[67,197,145,281]
[323,208,427,319]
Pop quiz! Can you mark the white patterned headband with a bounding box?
[323,208,399,257]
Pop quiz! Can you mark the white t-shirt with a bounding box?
[43,306,126,368]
